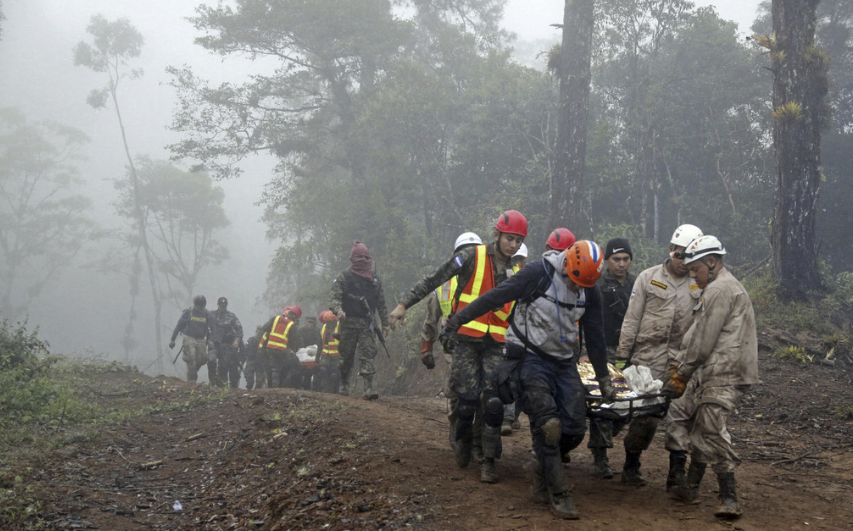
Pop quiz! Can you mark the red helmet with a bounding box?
[565,240,604,288]
[284,305,302,318]
[546,228,576,251]
[494,210,528,237]
[318,310,337,323]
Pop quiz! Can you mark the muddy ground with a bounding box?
[1,347,852,531]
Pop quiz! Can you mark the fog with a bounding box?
[0,0,763,375]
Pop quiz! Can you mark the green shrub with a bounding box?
[0,321,102,426]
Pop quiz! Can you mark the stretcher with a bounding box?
[578,361,671,422]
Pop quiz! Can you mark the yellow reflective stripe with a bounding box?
[436,277,457,319]
[321,323,340,355]
[267,318,293,350]
[459,320,508,336]
[458,246,486,303]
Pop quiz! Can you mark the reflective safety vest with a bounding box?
[321,322,340,357]
[435,277,458,328]
[453,245,518,342]
[263,315,295,351]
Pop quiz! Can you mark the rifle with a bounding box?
[172,345,183,364]
[347,294,390,358]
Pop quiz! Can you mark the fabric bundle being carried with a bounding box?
[295,345,320,370]
[580,362,670,421]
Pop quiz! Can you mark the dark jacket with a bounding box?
[445,254,610,380]
[597,268,636,348]
[171,307,216,341]
[329,270,390,330]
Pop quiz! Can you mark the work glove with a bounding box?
[422,353,436,370]
[169,340,176,349]
[665,363,680,384]
[421,340,433,355]
[597,375,615,402]
[439,329,458,354]
[663,372,690,399]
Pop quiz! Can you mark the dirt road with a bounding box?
[4,350,852,530]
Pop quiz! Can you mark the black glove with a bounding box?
[439,329,458,354]
[597,375,615,402]
[422,353,435,370]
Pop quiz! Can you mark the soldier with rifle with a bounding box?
[329,240,391,400]
[210,297,244,388]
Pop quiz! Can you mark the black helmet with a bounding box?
[193,295,207,308]
[217,297,228,307]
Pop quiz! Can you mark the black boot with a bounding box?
[525,459,549,504]
[453,417,473,468]
[671,460,706,503]
[666,450,687,492]
[480,458,498,483]
[591,448,613,479]
[621,451,647,486]
[542,453,579,519]
[362,375,379,400]
[714,472,742,519]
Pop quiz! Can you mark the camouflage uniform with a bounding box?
[330,270,389,393]
[170,307,216,383]
[210,308,244,388]
[400,242,514,470]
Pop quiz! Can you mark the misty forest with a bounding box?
[2,0,852,375]
[2,0,853,530]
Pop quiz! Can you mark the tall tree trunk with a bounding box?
[110,83,164,373]
[771,0,829,297]
[552,0,595,233]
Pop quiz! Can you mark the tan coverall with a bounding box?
[615,260,702,453]
[667,267,758,473]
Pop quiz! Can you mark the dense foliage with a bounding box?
[165,0,853,320]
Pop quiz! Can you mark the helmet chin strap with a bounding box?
[701,257,716,282]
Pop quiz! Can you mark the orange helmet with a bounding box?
[564,240,604,288]
[546,228,576,251]
[494,210,528,237]
[318,310,337,323]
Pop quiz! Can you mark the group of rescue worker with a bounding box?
[168,209,757,521]
[390,210,757,521]
[167,240,391,398]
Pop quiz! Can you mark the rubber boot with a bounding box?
[542,453,579,519]
[671,460,706,503]
[480,458,498,483]
[501,419,514,436]
[714,472,742,519]
[591,448,614,479]
[621,451,647,486]
[666,450,687,492]
[525,459,549,504]
[362,375,379,400]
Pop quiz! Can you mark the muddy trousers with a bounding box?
[450,341,504,459]
[671,385,747,474]
[181,336,209,383]
[520,352,587,495]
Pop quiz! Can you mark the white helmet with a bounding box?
[454,232,483,252]
[670,224,703,247]
[514,243,528,258]
[682,235,726,264]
